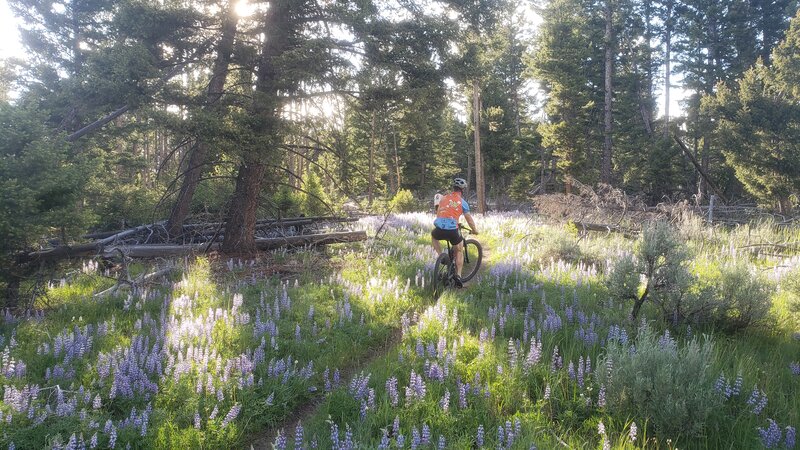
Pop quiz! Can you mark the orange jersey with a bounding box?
[437,192,465,220]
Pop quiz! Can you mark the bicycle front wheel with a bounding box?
[460,239,483,282]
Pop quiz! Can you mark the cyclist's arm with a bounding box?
[464,213,478,235]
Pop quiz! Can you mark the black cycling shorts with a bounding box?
[431,227,463,246]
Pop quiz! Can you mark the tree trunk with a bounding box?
[167,6,239,236]
[221,0,290,253]
[473,80,486,213]
[663,0,673,136]
[221,159,266,253]
[601,0,614,185]
[392,129,401,193]
[368,111,376,206]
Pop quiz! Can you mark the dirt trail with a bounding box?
[248,241,493,449]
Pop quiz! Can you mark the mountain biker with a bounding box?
[431,177,479,287]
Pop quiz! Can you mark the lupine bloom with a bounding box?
[421,424,431,445]
[295,423,304,449]
[758,419,782,448]
[497,425,505,450]
[437,435,446,450]
[543,384,551,400]
[378,429,390,449]
[629,422,637,442]
[476,425,485,447]
[411,427,421,450]
[275,431,288,450]
[386,377,399,406]
[785,426,796,449]
[359,400,367,421]
[397,433,405,448]
[598,384,606,407]
[440,390,450,412]
[790,362,800,376]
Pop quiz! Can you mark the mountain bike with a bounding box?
[432,224,483,297]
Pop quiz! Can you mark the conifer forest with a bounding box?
[0,0,799,448]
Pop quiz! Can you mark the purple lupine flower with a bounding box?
[386,377,399,406]
[275,431,288,450]
[411,427,421,450]
[458,382,468,409]
[598,384,606,407]
[108,425,117,449]
[515,418,522,437]
[568,361,575,380]
[421,424,430,445]
[378,429,390,449]
[359,400,367,421]
[92,394,101,410]
[368,388,376,409]
[194,411,201,429]
[393,416,401,436]
[785,426,796,449]
[295,424,304,450]
[330,423,340,450]
[89,433,98,449]
[209,405,219,420]
[758,419,782,448]
[790,362,800,376]
[497,425,505,450]
[732,374,743,396]
[476,425,485,447]
[543,384,551,400]
[629,422,637,442]
[437,435,446,450]
[440,390,450,412]
[506,420,515,448]
[397,433,405,448]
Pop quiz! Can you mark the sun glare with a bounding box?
[235,0,255,17]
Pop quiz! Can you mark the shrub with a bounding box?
[389,189,419,213]
[600,322,722,439]
[606,221,693,320]
[705,262,773,331]
[538,227,582,263]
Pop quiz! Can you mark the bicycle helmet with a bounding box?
[452,177,468,191]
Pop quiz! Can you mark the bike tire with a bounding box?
[432,252,452,297]
[460,239,483,282]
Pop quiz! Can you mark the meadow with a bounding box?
[0,212,798,449]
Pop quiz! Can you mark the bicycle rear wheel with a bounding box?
[460,239,483,282]
[432,253,451,297]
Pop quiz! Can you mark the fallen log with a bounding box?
[101,231,368,258]
[572,221,638,238]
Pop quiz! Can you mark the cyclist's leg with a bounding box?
[453,241,464,277]
[431,228,443,254]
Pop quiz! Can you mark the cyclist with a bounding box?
[431,177,479,287]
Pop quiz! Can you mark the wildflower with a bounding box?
[295,423,304,449]
[629,422,637,442]
[194,411,201,429]
[476,425,485,447]
[411,426,421,450]
[378,429,390,449]
[438,435,446,450]
[758,419,782,448]
[386,377,399,407]
[598,384,606,408]
[790,362,800,376]
[440,390,450,412]
[785,426,796,449]
[543,384,551,400]
[397,433,405,448]
[275,431,287,450]
[497,425,505,450]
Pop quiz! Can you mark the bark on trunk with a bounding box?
[602,0,614,185]
[221,159,266,253]
[221,0,289,253]
[663,0,673,136]
[473,80,486,213]
[167,6,239,236]
[368,111,376,206]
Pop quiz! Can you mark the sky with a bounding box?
[0,0,687,117]
[0,0,21,59]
